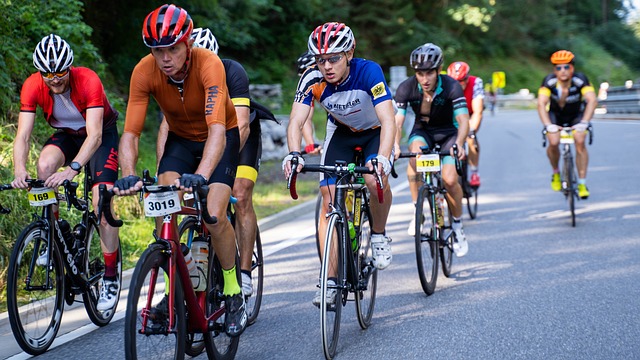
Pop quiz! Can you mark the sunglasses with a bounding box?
[41,69,69,80]
[315,54,344,65]
[554,64,571,71]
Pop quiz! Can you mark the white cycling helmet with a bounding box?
[307,22,355,55]
[191,27,219,54]
[33,34,74,73]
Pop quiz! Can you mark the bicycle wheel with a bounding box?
[125,244,186,360]
[355,209,377,329]
[83,218,122,325]
[564,153,577,227]
[177,216,206,357]
[461,160,478,220]
[204,255,239,360]
[246,228,264,325]
[320,213,343,360]
[7,223,65,355]
[415,187,438,295]
[440,199,454,278]
[315,192,322,261]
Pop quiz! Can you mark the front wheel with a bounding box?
[355,210,377,329]
[7,223,65,355]
[246,229,264,325]
[124,244,186,360]
[320,214,343,359]
[83,218,122,325]
[440,199,454,278]
[415,187,438,295]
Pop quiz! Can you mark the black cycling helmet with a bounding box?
[410,43,443,71]
[297,51,315,75]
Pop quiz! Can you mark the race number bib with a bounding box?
[143,187,181,217]
[560,129,574,144]
[416,154,440,173]
[28,187,57,206]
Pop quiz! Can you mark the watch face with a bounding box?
[70,162,81,171]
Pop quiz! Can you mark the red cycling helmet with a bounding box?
[550,50,575,64]
[447,61,470,81]
[142,4,193,48]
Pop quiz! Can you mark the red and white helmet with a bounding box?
[308,22,355,55]
[142,4,193,48]
[447,61,470,81]
[191,28,219,54]
[33,34,74,73]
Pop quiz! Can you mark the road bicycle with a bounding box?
[542,123,593,227]
[1,165,122,356]
[98,171,240,360]
[179,194,264,331]
[288,156,383,360]
[399,144,462,295]
[460,130,479,219]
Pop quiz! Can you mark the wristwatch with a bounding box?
[69,161,82,173]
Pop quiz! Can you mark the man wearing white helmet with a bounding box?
[13,34,122,312]
[282,22,396,307]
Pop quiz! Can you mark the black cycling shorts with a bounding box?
[236,119,262,182]
[549,112,583,127]
[44,126,119,185]
[158,128,240,188]
[409,126,458,155]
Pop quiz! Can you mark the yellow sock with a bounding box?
[222,265,241,296]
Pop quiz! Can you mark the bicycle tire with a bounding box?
[415,186,438,295]
[246,228,264,325]
[461,160,478,220]
[7,223,65,355]
[440,199,454,278]
[315,192,322,261]
[177,216,206,357]
[321,213,343,360]
[355,209,377,329]
[565,152,577,227]
[125,244,186,360]
[82,217,122,325]
[204,254,239,360]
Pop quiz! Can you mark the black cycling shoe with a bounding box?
[145,295,170,334]
[224,293,247,337]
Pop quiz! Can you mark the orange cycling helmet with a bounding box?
[142,4,193,48]
[447,61,470,81]
[550,50,575,64]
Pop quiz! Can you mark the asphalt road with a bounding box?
[2,110,639,360]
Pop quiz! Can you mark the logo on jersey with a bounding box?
[205,86,219,116]
[371,82,387,100]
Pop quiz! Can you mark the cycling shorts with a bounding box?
[408,127,458,165]
[236,119,262,183]
[320,125,385,187]
[44,126,119,185]
[549,112,583,127]
[158,128,240,188]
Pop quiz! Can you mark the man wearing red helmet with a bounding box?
[537,50,597,199]
[447,61,484,188]
[114,4,246,337]
[283,22,396,307]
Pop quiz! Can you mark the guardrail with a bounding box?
[598,85,640,113]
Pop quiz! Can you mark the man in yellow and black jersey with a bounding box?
[537,50,597,199]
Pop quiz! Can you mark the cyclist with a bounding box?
[113,5,246,337]
[296,51,322,155]
[282,22,396,306]
[537,50,597,199]
[12,34,121,311]
[447,61,484,188]
[394,43,470,256]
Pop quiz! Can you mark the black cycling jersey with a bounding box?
[538,72,595,122]
[394,74,468,131]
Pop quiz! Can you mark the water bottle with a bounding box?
[435,194,445,228]
[191,237,209,292]
[58,220,74,249]
[181,243,199,289]
[348,220,357,252]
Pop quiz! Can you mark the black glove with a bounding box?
[180,174,207,189]
[114,175,141,191]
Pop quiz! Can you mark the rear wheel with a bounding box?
[415,187,438,295]
[7,223,65,356]
[321,214,343,359]
[355,209,377,329]
[124,244,186,360]
[246,229,263,325]
[83,218,122,325]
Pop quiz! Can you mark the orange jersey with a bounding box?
[124,47,237,141]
